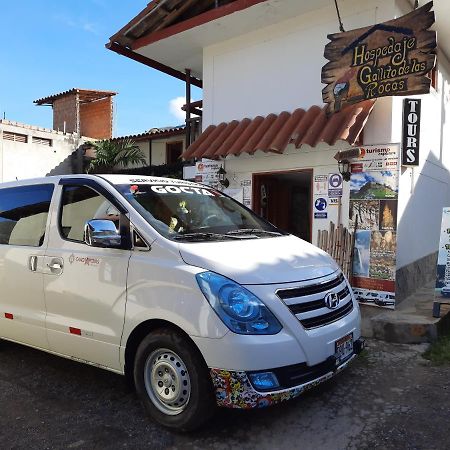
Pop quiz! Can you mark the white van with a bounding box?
[0,175,363,430]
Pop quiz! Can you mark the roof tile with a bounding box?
[183,100,375,159]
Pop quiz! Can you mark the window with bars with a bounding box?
[2,131,28,143]
[32,136,52,146]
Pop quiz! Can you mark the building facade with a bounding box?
[109,0,450,306]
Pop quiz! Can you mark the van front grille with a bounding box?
[299,301,353,329]
[276,273,353,330]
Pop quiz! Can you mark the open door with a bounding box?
[253,170,312,242]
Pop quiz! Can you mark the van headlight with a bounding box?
[196,271,282,335]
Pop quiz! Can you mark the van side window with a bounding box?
[60,185,120,242]
[0,184,54,247]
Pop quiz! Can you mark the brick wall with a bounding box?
[80,97,113,139]
[53,94,78,133]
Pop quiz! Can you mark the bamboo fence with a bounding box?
[317,221,355,281]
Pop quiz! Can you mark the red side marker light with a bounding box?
[5,313,13,320]
[69,327,82,335]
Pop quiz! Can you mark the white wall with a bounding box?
[395,49,450,268]
[0,121,83,182]
[202,0,396,127]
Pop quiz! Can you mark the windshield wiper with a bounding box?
[226,228,283,236]
[173,232,242,241]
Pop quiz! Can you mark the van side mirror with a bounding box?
[84,219,122,248]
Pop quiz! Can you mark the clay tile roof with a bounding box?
[183,100,376,159]
[111,125,185,142]
[34,88,117,106]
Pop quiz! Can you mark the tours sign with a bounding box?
[322,2,436,113]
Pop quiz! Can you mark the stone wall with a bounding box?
[396,252,437,304]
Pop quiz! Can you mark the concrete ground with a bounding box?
[1,338,449,449]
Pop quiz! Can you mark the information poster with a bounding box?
[195,159,224,189]
[349,145,400,309]
[435,208,450,298]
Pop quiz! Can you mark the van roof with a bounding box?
[0,174,204,189]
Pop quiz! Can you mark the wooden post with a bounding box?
[185,68,191,148]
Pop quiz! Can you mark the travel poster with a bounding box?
[349,145,400,309]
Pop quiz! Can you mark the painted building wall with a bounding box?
[0,120,86,182]
[202,0,396,128]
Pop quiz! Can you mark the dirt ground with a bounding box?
[0,338,449,450]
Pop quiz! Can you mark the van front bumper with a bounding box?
[210,338,365,409]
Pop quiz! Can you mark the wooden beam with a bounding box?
[153,0,199,32]
[182,100,203,109]
[106,42,203,88]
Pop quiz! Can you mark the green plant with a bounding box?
[87,139,146,173]
[423,335,450,365]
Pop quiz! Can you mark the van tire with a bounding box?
[134,328,216,431]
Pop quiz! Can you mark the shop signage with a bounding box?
[349,144,400,309]
[328,173,343,197]
[322,2,436,113]
[401,98,421,166]
[195,158,224,188]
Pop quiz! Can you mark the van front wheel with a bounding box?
[134,329,216,431]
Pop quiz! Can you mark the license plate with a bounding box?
[335,333,353,364]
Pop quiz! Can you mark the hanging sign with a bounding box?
[401,98,421,166]
[322,2,436,113]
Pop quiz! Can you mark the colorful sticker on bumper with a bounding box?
[210,369,333,409]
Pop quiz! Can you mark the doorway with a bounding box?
[252,170,313,242]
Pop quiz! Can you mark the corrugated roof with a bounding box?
[34,89,117,106]
[112,125,185,142]
[183,100,375,159]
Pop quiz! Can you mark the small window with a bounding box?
[60,185,120,242]
[32,136,52,146]
[3,131,28,143]
[166,141,183,165]
[0,184,54,246]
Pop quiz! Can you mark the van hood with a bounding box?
[178,235,339,285]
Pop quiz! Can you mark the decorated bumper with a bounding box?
[210,350,360,409]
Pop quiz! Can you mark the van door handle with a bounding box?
[29,256,38,272]
[47,258,64,274]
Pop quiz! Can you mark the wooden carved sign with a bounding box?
[322,2,436,114]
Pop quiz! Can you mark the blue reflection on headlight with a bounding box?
[196,271,282,335]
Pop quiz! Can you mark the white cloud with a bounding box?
[169,96,187,122]
[52,13,99,35]
[169,96,200,123]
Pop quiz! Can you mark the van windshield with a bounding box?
[116,183,284,241]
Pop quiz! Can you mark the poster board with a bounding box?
[435,208,450,298]
[349,144,400,309]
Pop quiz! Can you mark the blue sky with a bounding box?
[0,1,201,136]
